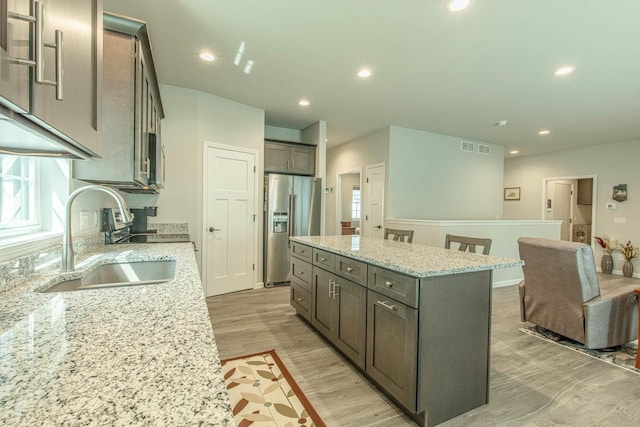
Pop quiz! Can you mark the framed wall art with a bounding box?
[504,187,521,201]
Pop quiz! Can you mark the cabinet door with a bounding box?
[290,145,315,175]
[311,267,334,339]
[366,290,418,411]
[333,277,366,369]
[264,142,290,173]
[133,40,149,185]
[0,0,30,112]
[31,0,102,155]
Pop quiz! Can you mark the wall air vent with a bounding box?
[461,141,475,152]
[478,144,491,155]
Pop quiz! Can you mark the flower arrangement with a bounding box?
[594,235,617,255]
[618,241,639,261]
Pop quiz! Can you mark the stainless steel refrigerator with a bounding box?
[264,174,321,287]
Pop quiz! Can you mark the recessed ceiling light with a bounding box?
[199,52,215,62]
[553,65,575,76]
[357,69,372,78]
[446,0,471,12]
[510,150,519,154]
[298,99,310,107]
[538,130,550,135]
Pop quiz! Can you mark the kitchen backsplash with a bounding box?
[0,223,190,294]
[148,222,189,234]
[0,233,104,293]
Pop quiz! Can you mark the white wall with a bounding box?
[387,126,504,220]
[326,127,390,235]
[125,85,265,278]
[504,139,640,275]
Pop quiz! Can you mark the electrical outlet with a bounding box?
[614,217,626,224]
[80,211,90,230]
[606,202,616,210]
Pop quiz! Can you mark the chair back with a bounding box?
[384,228,414,243]
[445,234,492,255]
[518,237,601,343]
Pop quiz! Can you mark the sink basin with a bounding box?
[42,260,176,292]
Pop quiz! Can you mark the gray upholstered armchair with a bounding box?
[518,237,638,349]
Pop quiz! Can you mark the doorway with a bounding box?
[336,168,362,235]
[543,175,597,244]
[202,142,258,296]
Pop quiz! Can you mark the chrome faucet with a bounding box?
[62,185,134,272]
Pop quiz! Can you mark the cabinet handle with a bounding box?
[377,300,396,311]
[297,297,304,302]
[5,4,37,68]
[320,257,326,262]
[35,2,63,100]
[333,283,340,299]
[385,281,393,288]
[328,279,333,298]
[298,249,305,254]
[346,267,354,273]
[1,0,9,51]
[297,271,304,275]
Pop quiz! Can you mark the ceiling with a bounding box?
[103,0,640,156]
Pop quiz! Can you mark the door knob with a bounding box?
[209,227,221,232]
[374,225,382,229]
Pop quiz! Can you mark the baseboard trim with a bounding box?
[254,282,265,289]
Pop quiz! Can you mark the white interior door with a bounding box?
[552,182,573,241]
[204,145,256,296]
[364,163,385,239]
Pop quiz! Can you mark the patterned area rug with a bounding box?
[221,349,325,427]
[519,325,639,374]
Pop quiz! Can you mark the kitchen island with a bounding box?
[0,243,234,426]
[289,235,522,427]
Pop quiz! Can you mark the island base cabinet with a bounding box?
[311,267,366,370]
[366,290,418,412]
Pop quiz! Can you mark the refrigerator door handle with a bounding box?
[289,194,297,237]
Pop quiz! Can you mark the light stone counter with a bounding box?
[290,235,522,277]
[0,243,234,426]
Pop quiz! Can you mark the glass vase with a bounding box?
[623,261,634,278]
[601,254,613,274]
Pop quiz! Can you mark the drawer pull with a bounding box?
[346,267,354,273]
[385,281,393,288]
[297,297,304,302]
[377,300,396,311]
[299,249,305,254]
[297,271,304,275]
[320,257,327,262]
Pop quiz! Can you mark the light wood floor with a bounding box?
[207,281,640,426]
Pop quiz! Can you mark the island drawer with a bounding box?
[290,258,313,291]
[368,266,419,308]
[336,255,367,285]
[313,249,335,272]
[290,282,311,322]
[290,242,313,262]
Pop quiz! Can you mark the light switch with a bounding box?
[614,217,626,224]
[606,202,616,210]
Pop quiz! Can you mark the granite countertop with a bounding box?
[291,235,522,278]
[0,243,234,426]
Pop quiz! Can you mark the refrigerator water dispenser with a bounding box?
[273,212,288,233]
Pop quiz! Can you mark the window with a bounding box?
[0,155,38,234]
[0,154,68,247]
[351,186,361,220]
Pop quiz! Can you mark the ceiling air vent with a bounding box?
[478,144,491,155]
[461,141,475,152]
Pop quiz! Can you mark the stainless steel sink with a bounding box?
[42,260,176,292]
